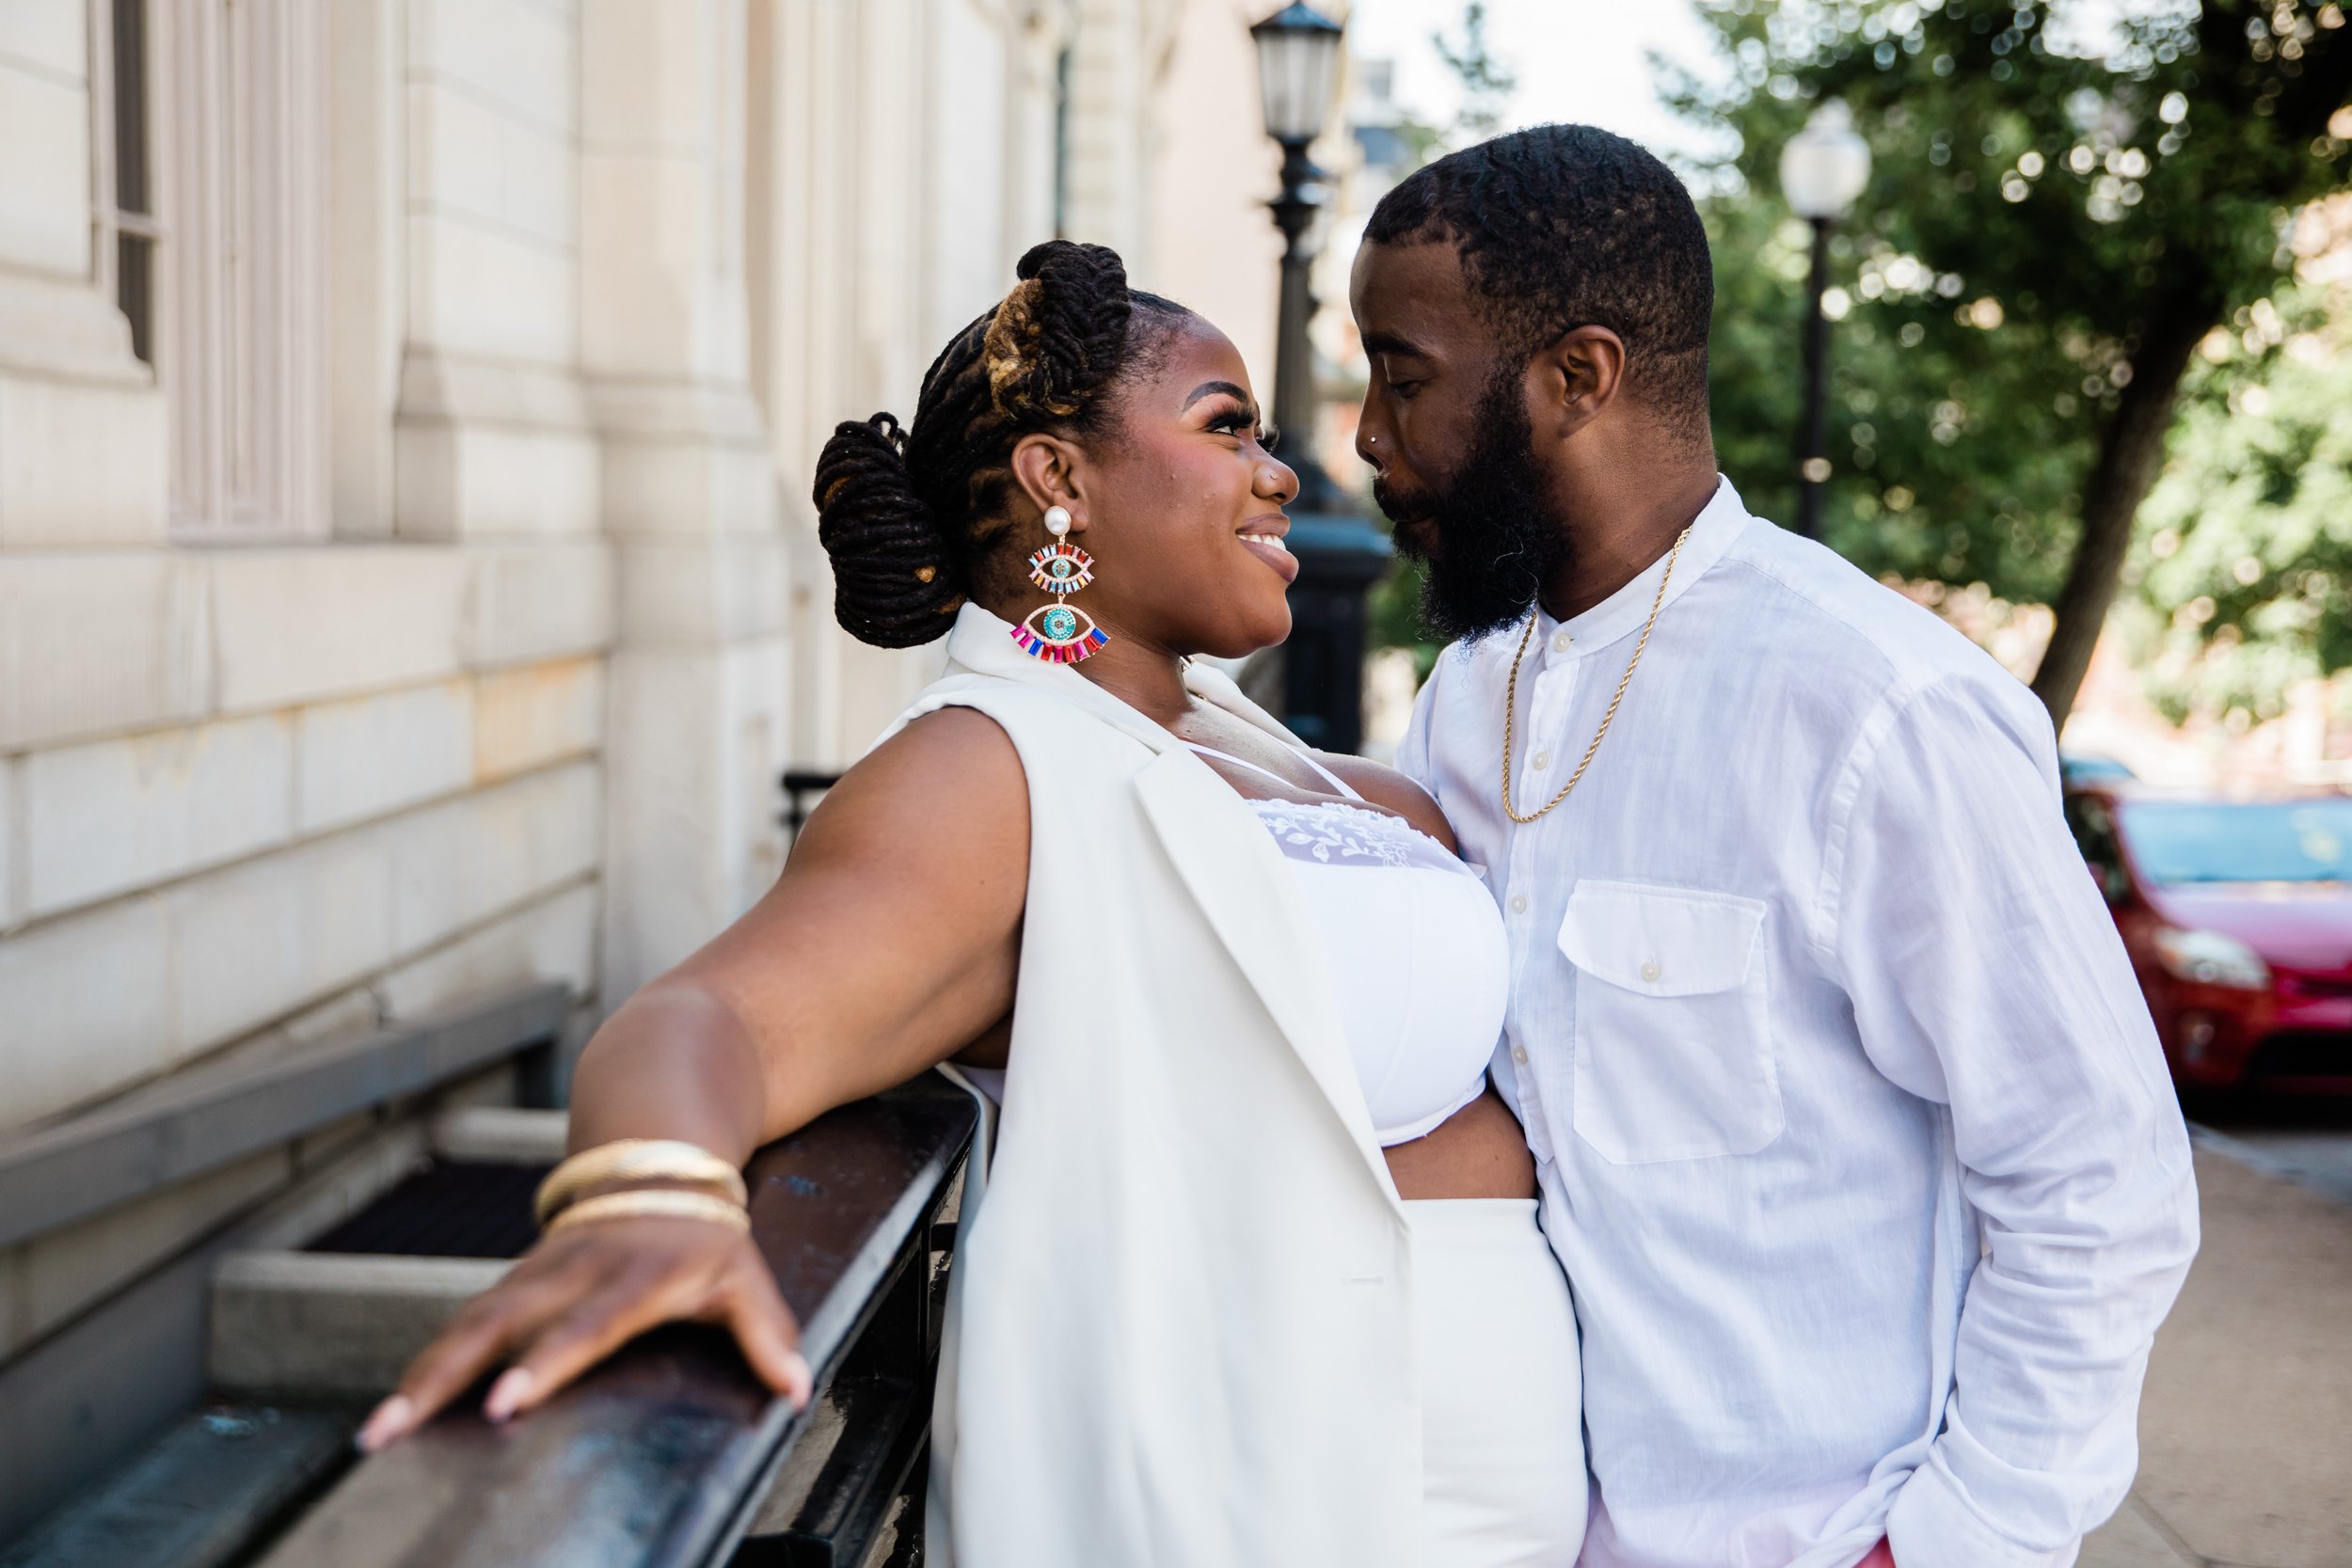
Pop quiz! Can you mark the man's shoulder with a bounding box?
[1417,508,2046,740]
[1711,514,2041,724]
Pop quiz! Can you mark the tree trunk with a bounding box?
[2029,277,2223,730]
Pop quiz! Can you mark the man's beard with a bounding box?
[1375,373,1573,643]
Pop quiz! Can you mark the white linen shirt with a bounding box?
[1398,478,2198,1568]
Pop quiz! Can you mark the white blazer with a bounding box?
[893,604,1421,1568]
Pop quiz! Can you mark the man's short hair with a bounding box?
[1365,124,1714,432]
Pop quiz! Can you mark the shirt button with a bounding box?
[1551,632,1572,653]
[1640,958,1663,982]
[1531,750,1550,769]
[1512,1045,1529,1065]
[1510,894,1530,913]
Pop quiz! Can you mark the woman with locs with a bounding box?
[362,241,1585,1566]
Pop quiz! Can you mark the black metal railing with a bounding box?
[780,772,843,847]
[250,1077,976,1568]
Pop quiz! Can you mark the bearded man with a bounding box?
[1351,123,2199,1568]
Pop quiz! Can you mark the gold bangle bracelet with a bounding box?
[533,1139,749,1226]
[542,1188,752,1236]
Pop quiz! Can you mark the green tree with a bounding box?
[1672,0,2352,725]
[1434,2,1519,142]
[2127,285,2352,721]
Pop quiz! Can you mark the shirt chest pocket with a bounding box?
[1557,879,1783,1164]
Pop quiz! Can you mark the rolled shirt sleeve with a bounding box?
[1824,674,2200,1568]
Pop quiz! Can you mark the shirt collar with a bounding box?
[1534,475,1752,669]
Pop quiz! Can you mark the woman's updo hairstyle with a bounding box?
[812,239,1191,648]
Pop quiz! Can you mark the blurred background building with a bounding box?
[0,0,1362,1535]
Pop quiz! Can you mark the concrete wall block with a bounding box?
[407,210,577,367]
[0,58,90,277]
[6,1145,293,1360]
[0,1,87,78]
[603,648,727,998]
[208,547,468,712]
[295,679,474,835]
[614,534,789,646]
[0,754,19,930]
[0,373,167,546]
[378,879,598,1021]
[290,1107,390,1177]
[473,656,604,783]
[600,430,777,539]
[0,554,210,751]
[164,831,399,1060]
[209,1251,512,1399]
[407,0,577,136]
[25,712,297,918]
[393,416,601,542]
[720,635,794,915]
[0,895,173,1134]
[388,762,600,956]
[406,77,575,251]
[395,346,597,432]
[577,156,711,380]
[432,1105,567,1164]
[602,639,789,998]
[579,0,705,150]
[462,541,614,668]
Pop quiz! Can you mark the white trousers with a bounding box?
[1409,1196,1588,1567]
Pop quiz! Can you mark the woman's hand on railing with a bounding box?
[352,1211,812,1452]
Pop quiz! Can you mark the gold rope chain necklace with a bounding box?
[1500,525,1692,825]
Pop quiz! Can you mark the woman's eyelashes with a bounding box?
[1203,403,1275,449]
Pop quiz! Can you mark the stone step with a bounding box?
[209,1251,510,1401]
[430,1105,567,1164]
[0,1405,353,1568]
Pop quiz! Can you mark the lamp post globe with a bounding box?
[1248,1,1387,753]
[1778,101,1871,541]
[1779,99,1872,221]
[1250,2,1344,144]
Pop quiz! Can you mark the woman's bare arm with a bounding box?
[358,706,1028,1447]
[571,705,1030,1153]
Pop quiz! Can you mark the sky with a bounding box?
[1343,0,1726,161]
[1340,0,2178,156]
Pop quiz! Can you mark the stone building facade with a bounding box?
[0,0,1314,1530]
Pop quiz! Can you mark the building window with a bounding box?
[131,0,328,538]
[1053,45,1073,240]
[100,0,159,364]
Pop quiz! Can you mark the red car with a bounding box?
[2064,783,2352,1094]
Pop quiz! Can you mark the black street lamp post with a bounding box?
[1249,2,1390,752]
[1778,101,1872,541]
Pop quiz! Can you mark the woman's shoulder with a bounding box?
[818,705,1028,846]
[1311,752,1458,853]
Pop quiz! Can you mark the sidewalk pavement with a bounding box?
[2078,1144,2352,1568]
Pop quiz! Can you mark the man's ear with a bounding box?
[1526,325,1628,440]
[1009,434,1089,525]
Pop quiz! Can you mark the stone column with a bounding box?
[581,0,792,999]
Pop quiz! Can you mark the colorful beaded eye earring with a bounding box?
[1011,505,1109,663]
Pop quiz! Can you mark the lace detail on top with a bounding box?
[1246,798,1479,878]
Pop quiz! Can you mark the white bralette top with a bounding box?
[961,740,1508,1148]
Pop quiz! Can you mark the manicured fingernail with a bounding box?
[356,1395,413,1452]
[784,1353,812,1409]
[485,1368,534,1422]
